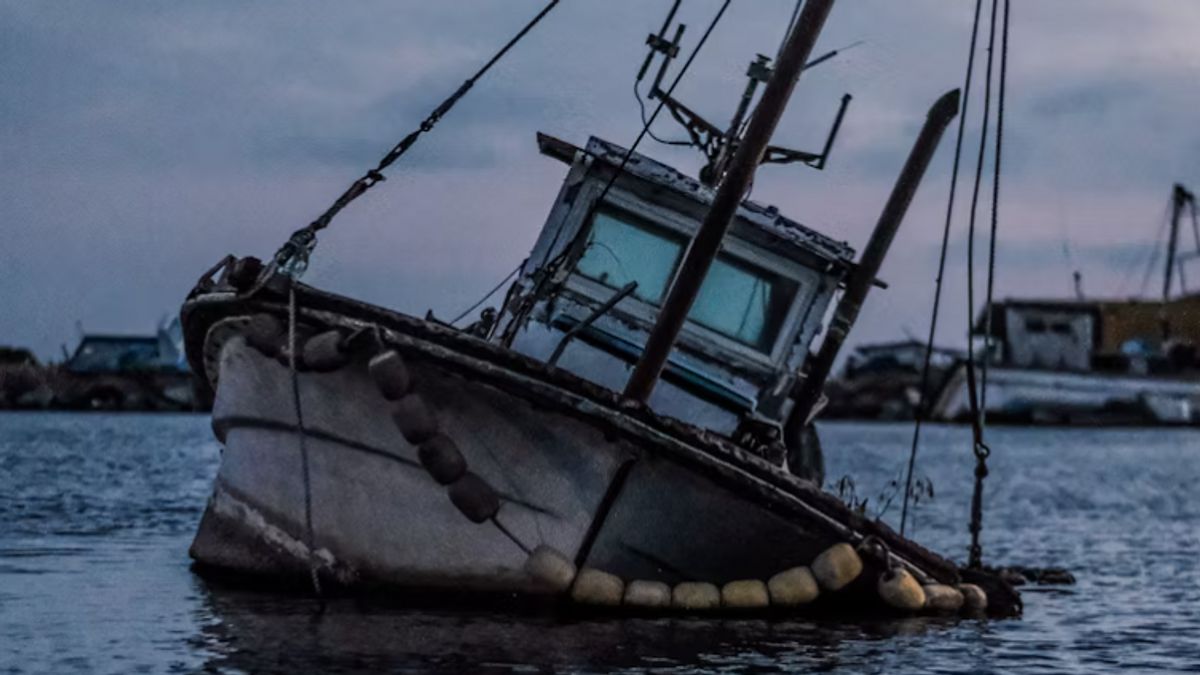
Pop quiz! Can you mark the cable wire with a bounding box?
[964,0,1001,430]
[534,0,734,285]
[899,0,984,537]
[269,0,562,275]
[966,0,1010,571]
[634,81,695,147]
[983,0,1009,412]
[449,264,521,326]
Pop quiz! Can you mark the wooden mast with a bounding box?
[623,0,837,402]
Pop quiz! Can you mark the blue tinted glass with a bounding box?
[575,210,684,304]
[690,255,799,351]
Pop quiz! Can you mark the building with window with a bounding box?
[930,295,1200,424]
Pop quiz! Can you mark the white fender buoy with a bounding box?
[721,580,770,609]
[623,580,671,608]
[571,568,624,606]
[671,582,721,611]
[447,472,500,523]
[878,568,926,611]
[524,545,576,592]
[418,434,467,485]
[811,543,863,591]
[392,393,438,444]
[767,566,820,607]
[958,583,988,612]
[369,351,411,401]
[301,330,348,372]
[922,584,964,613]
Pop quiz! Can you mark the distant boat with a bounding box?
[933,185,1200,426]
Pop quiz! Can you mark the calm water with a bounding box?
[1,412,1197,673]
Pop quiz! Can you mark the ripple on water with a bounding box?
[2,413,1199,673]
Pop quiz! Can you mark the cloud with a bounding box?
[2,0,1199,361]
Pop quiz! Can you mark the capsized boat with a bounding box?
[183,0,1020,617]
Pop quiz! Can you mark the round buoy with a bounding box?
[878,567,925,611]
[301,330,349,372]
[447,472,500,523]
[811,543,863,591]
[922,584,964,613]
[244,314,285,357]
[524,545,576,592]
[623,580,671,609]
[418,434,467,485]
[671,582,721,611]
[767,566,820,606]
[958,583,988,612]
[571,568,624,606]
[392,393,438,444]
[369,351,411,401]
[721,580,769,609]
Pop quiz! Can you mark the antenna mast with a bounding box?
[637,1,855,186]
[625,0,838,401]
[1162,183,1197,339]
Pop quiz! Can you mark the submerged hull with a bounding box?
[182,267,1015,615]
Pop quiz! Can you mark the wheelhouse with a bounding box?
[492,134,856,436]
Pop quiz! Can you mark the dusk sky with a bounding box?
[3,1,1200,360]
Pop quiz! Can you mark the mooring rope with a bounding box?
[269,0,562,278]
[966,0,1010,571]
[899,0,985,537]
[288,282,323,596]
[963,0,1001,451]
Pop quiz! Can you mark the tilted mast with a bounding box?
[1162,182,1197,340]
[624,0,838,402]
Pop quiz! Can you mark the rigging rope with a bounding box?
[899,0,985,537]
[968,0,1010,570]
[288,282,322,597]
[449,264,521,326]
[535,0,733,283]
[269,0,562,278]
[963,0,1001,437]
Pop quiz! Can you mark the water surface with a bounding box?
[1,413,1197,673]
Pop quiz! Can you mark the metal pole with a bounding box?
[1164,184,1188,304]
[623,0,837,402]
[786,89,962,435]
[1162,184,1192,340]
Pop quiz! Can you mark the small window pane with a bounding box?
[689,255,799,351]
[575,210,684,304]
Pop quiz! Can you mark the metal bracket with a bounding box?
[637,0,686,94]
[761,93,852,170]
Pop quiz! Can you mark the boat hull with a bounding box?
[932,363,1200,425]
[193,330,836,592]
[180,271,1010,613]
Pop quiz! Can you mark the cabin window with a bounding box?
[1025,318,1046,333]
[575,209,685,304]
[573,206,802,354]
[692,255,799,350]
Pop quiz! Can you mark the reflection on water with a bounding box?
[1,412,1198,673]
